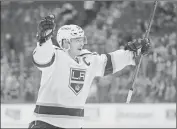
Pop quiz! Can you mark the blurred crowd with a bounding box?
[1,1,176,103]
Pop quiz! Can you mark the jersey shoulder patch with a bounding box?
[79,49,98,66]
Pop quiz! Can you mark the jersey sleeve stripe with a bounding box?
[78,53,92,57]
[32,53,55,68]
[79,52,98,57]
[34,105,84,117]
[104,53,113,76]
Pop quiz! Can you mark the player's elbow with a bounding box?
[32,51,55,67]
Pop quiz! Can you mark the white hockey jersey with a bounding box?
[31,39,135,128]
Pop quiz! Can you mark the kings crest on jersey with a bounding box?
[69,68,86,95]
[68,49,97,95]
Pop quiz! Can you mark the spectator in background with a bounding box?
[4,34,15,63]
[1,1,176,103]
[83,1,97,26]
[59,3,78,25]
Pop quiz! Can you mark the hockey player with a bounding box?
[28,15,151,128]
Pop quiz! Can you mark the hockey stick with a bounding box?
[126,1,158,104]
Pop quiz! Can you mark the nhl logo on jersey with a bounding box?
[69,68,86,95]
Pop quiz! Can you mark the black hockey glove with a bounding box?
[36,14,56,45]
[141,38,151,55]
[124,38,151,56]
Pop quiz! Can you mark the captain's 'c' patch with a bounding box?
[69,68,86,95]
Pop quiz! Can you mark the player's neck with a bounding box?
[68,49,77,60]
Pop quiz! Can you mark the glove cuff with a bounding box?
[37,31,54,46]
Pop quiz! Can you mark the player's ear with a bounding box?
[62,39,70,49]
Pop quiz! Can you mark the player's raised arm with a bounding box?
[32,15,56,69]
[93,38,151,76]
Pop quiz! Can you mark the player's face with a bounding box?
[70,37,87,56]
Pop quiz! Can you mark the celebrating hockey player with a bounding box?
[28,15,151,128]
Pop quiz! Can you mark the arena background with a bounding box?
[1,1,176,128]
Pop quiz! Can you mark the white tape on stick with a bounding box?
[126,90,133,104]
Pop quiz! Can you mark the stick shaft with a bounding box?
[126,1,158,104]
[144,1,159,39]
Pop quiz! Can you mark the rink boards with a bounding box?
[1,103,176,128]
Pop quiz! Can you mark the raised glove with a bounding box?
[36,14,56,45]
[141,38,151,55]
[124,38,151,56]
